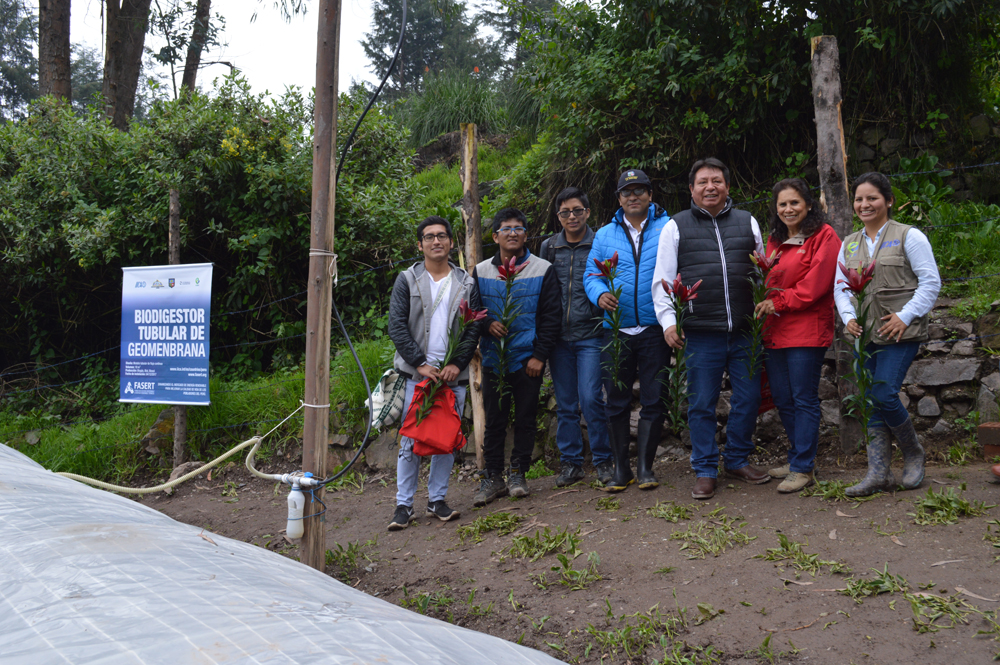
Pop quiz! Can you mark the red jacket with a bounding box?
[763,223,841,349]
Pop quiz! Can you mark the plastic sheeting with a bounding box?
[0,444,562,664]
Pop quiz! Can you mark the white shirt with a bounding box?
[620,218,648,336]
[651,214,765,329]
[424,274,451,365]
[832,226,941,326]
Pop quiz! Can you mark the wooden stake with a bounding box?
[460,123,486,470]
[301,0,341,572]
[811,35,861,453]
[168,189,188,468]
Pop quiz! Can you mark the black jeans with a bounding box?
[482,366,543,473]
[602,326,667,423]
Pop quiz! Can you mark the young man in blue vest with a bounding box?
[473,208,562,505]
[583,169,670,493]
[540,188,614,487]
[652,158,768,500]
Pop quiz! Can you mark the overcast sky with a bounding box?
[68,0,378,97]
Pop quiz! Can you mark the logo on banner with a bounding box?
[135,281,146,288]
[168,278,175,288]
[152,280,165,289]
[124,382,134,394]
[195,277,200,285]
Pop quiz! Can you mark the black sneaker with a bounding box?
[508,468,530,498]
[555,462,585,487]
[473,471,508,507]
[595,460,615,486]
[387,504,415,531]
[426,500,460,522]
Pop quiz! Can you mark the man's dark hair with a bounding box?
[768,178,828,244]
[416,215,453,241]
[492,207,528,233]
[555,187,590,210]
[852,172,895,209]
[688,158,731,187]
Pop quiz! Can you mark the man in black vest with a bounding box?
[652,158,768,500]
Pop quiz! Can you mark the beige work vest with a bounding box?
[842,219,928,344]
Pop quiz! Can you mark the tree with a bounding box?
[38,0,70,100]
[103,0,154,129]
[477,0,554,78]
[181,0,213,91]
[0,0,37,120]
[149,0,225,98]
[71,45,104,112]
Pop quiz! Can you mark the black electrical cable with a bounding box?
[318,0,407,486]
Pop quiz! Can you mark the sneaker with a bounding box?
[473,471,508,507]
[426,500,460,522]
[555,462,585,487]
[768,464,790,479]
[777,471,815,494]
[507,469,530,498]
[595,460,614,486]
[387,504,415,531]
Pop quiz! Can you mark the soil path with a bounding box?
[137,452,1000,664]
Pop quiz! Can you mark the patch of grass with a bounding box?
[506,526,582,562]
[906,591,978,634]
[944,441,976,466]
[533,552,602,591]
[586,602,722,665]
[325,537,377,582]
[985,519,1000,558]
[909,487,996,525]
[596,496,620,511]
[755,534,851,576]
[746,632,776,664]
[669,507,756,559]
[800,479,878,504]
[399,586,455,621]
[464,589,494,616]
[455,511,522,544]
[841,565,910,604]
[951,290,997,321]
[647,500,695,522]
[525,458,555,479]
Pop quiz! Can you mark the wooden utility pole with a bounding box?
[460,123,486,469]
[168,189,188,467]
[301,0,342,572]
[811,35,861,453]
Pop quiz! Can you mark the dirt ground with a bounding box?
[137,444,1000,665]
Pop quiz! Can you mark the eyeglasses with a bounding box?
[420,232,450,242]
[557,208,588,219]
[619,187,649,199]
[498,227,526,236]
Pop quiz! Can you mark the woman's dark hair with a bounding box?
[555,187,590,210]
[416,215,453,241]
[768,178,828,244]
[851,172,895,210]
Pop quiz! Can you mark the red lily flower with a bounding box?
[837,261,876,295]
[458,299,489,325]
[589,251,619,278]
[661,274,703,303]
[497,255,528,281]
[751,250,780,275]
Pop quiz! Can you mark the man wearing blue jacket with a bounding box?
[584,169,670,492]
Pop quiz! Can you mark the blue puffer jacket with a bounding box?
[584,203,669,329]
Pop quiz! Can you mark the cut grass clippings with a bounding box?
[669,507,756,559]
[456,511,522,544]
[909,486,996,525]
[756,534,851,577]
[647,500,696,522]
[800,479,878,505]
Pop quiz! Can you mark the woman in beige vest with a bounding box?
[833,172,941,497]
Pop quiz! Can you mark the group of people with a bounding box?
[384,157,941,532]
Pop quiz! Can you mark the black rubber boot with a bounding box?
[603,416,634,493]
[889,417,925,490]
[845,426,896,497]
[636,417,663,490]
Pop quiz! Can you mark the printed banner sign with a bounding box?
[120,263,213,405]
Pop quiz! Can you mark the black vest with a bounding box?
[673,201,756,332]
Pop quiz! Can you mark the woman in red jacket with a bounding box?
[754,178,842,492]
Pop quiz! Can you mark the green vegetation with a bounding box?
[532,552,602,591]
[585,603,720,665]
[669,507,756,559]
[455,511,522,544]
[505,526,582,562]
[647,500,695,523]
[909,487,996,525]
[756,534,851,577]
[595,496,620,511]
[842,565,910,603]
[800,479,878,505]
[524,457,555,480]
[325,537,378,582]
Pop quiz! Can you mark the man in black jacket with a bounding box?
[540,188,613,487]
[386,216,482,530]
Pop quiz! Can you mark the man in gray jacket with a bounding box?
[540,188,613,486]
[386,216,482,530]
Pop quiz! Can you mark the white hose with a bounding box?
[57,403,305,494]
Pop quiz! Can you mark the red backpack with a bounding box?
[398,379,467,456]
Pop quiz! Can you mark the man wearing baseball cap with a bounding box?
[583,169,671,492]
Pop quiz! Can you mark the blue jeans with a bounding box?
[685,330,762,478]
[764,347,826,473]
[863,341,920,429]
[549,337,612,467]
[396,379,467,507]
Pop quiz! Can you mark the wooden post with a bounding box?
[301,0,341,572]
[168,189,188,468]
[811,35,861,454]
[460,123,486,470]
